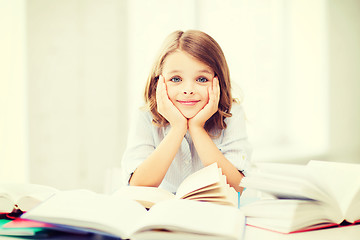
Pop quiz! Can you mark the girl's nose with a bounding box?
[183,90,194,94]
[183,81,194,94]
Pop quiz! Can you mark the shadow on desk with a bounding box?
[1,224,360,240]
[0,232,121,240]
[244,223,360,240]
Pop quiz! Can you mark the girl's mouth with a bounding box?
[177,100,200,106]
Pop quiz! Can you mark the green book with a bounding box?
[0,219,49,237]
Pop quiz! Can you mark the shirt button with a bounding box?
[185,159,191,165]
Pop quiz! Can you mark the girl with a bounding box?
[122,30,251,193]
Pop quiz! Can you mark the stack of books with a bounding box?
[240,160,360,233]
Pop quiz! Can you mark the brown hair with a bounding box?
[144,30,236,134]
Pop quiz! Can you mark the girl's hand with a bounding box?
[188,77,220,130]
[156,75,187,132]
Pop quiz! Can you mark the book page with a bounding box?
[241,171,329,202]
[132,230,236,240]
[184,187,224,200]
[132,199,244,239]
[176,163,220,198]
[226,185,238,207]
[22,190,147,238]
[112,186,175,208]
[345,191,360,222]
[0,191,14,213]
[242,199,343,233]
[183,178,237,207]
[0,183,59,212]
[307,160,360,218]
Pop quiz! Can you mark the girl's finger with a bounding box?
[161,76,170,101]
[157,75,167,101]
[156,76,162,98]
[209,77,216,103]
[210,84,215,103]
[207,85,212,104]
[213,77,220,103]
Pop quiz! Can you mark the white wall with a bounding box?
[0,0,28,182]
[327,0,360,163]
[27,0,128,192]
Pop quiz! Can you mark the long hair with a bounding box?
[144,30,236,135]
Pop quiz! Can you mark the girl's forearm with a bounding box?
[189,126,244,192]
[129,126,186,187]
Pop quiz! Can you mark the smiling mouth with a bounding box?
[177,100,200,106]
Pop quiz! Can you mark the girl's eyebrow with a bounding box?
[198,69,213,75]
[166,69,213,75]
[167,70,182,74]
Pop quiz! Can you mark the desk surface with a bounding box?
[245,224,360,240]
[0,224,359,240]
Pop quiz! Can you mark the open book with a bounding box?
[22,189,245,240]
[0,183,58,214]
[114,163,238,208]
[240,160,360,233]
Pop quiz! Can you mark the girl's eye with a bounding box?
[170,77,182,83]
[197,77,209,83]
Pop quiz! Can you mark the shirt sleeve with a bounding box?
[121,110,156,185]
[217,104,252,176]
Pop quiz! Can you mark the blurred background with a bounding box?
[1,0,359,193]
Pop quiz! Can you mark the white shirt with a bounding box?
[121,103,252,193]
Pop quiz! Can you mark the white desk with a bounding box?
[0,224,359,239]
[244,224,360,240]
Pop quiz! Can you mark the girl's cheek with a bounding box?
[202,86,210,99]
[166,87,176,100]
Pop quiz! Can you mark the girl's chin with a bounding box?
[180,110,198,119]
[176,105,203,119]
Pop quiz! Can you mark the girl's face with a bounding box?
[161,50,215,119]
